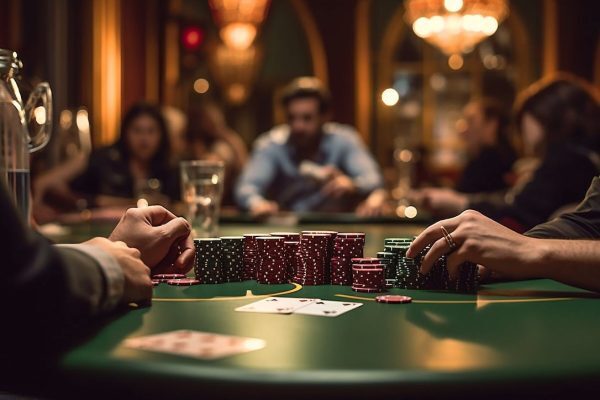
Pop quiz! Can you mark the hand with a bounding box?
[321,171,357,199]
[85,237,152,304]
[356,189,390,217]
[407,210,539,281]
[109,206,194,273]
[249,199,279,218]
[408,187,468,217]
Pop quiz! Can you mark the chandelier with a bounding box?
[209,0,270,50]
[405,0,508,68]
[208,0,270,103]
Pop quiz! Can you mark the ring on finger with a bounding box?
[440,225,457,251]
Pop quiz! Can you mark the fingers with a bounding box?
[158,217,191,241]
[446,247,470,280]
[175,235,195,271]
[407,215,462,258]
[419,235,456,274]
[138,205,178,226]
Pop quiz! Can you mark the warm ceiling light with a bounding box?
[448,53,464,69]
[381,88,400,106]
[209,0,270,26]
[220,22,257,50]
[405,0,508,62]
[193,78,210,94]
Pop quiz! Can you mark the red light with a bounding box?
[182,26,204,50]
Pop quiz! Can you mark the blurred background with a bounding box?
[1,0,598,225]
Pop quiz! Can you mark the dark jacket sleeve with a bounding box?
[0,183,109,349]
[525,176,600,239]
[468,146,599,232]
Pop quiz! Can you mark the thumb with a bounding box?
[158,217,191,241]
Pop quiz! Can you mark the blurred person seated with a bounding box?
[455,98,516,193]
[70,102,180,209]
[408,175,600,292]
[411,74,600,232]
[235,77,385,217]
[184,102,248,205]
[162,105,188,164]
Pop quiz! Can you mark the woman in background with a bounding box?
[455,98,516,194]
[412,74,600,232]
[185,102,248,205]
[71,102,179,207]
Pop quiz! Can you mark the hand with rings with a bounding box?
[406,209,541,281]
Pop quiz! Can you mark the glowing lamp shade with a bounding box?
[220,22,257,50]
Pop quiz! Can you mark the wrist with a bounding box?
[522,237,551,278]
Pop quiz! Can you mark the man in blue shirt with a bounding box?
[235,77,385,216]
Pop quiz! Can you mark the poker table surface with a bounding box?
[44,221,600,399]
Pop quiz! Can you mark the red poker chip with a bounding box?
[375,295,412,304]
[151,280,160,286]
[167,278,200,286]
[152,273,186,280]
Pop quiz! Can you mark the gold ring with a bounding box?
[440,225,457,251]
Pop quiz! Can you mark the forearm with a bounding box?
[530,239,600,292]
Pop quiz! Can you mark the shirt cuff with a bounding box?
[56,243,125,313]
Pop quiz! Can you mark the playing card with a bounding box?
[123,330,266,360]
[235,297,318,314]
[293,300,363,317]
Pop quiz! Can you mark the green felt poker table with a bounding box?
[42,221,600,399]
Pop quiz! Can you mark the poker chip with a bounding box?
[167,278,200,286]
[151,280,160,286]
[151,274,186,283]
[378,237,479,293]
[375,295,412,304]
[194,238,223,284]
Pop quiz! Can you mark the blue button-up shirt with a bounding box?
[235,122,383,212]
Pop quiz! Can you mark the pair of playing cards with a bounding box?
[123,330,266,360]
[235,297,363,317]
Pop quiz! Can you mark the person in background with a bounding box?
[408,175,600,293]
[185,102,248,205]
[411,75,600,232]
[455,98,516,193]
[235,76,386,217]
[71,103,180,208]
[162,105,188,164]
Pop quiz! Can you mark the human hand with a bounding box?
[109,206,194,273]
[356,189,390,217]
[85,237,152,304]
[407,210,539,281]
[408,187,468,217]
[250,199,279,218]
[321,169,357,199]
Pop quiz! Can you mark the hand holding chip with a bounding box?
[109,206,195,274]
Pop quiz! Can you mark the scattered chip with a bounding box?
[167,278,200,286]
[152,274,186,283]
[375,295,412,304]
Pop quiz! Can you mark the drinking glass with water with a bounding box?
[180,160,225,237]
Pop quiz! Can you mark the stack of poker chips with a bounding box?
[270,232,301,280]
[330,233,365,285]
[194,238,223,284]
[376,251,398,288]
[219,236,244,282]
[301,231,337,283]
[255,236,288,284]
[351,258,386,293]
[380,237,479,293]
[283,241,299,280]
[242,234,265,280]
[292,233,330,285]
